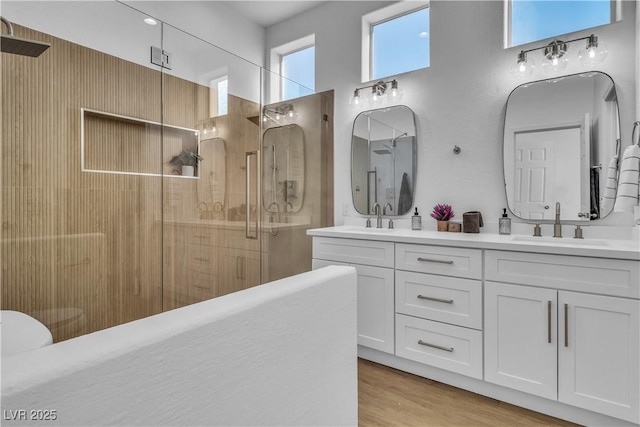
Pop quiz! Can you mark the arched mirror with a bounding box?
[351,105,417,216]
[503,72,620,221]
[262,124,305,214]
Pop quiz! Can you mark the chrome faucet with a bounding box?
[383,202,393,229]
[371,202,382,228]
[553,202,562,238]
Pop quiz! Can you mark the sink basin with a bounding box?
[510,235,609,246]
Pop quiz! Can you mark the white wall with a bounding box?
[2,1,265,67]
[265,0,637,229]
[2,266,358,427]
[1,1,265,101]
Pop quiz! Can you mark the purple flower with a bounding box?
[430,204,454,221]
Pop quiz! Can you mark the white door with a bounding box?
[513,132,556,220]
[484,282,558,400]
[353,264,395,354]
[513,126,583,220]
[559,291,640,423]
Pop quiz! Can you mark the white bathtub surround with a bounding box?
[1,266,358,427]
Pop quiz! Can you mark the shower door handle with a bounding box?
[245,151,259,240]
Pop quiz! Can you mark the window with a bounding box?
[508,0,613,48]
[270,34,315,103]
[362,2,430,82]
[209,76,227,116]
[281,45,315,101]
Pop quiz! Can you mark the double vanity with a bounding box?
[308,226,640,426]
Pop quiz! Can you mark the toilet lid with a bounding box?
[1,310,53,358]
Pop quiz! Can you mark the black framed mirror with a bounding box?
[503,72,620,221]
[351,105,417,216]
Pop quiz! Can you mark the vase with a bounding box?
[436,220,449,232]
[181,165,195,177]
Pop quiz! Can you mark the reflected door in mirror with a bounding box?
[503,72,619,221]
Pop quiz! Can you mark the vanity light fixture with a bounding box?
[197,117,217,138]
[511,34,607,78]
[262,104,295,123]
[349,79,403,107]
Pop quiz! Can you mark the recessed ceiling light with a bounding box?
[419,31,429,38]
[144,17,158,26]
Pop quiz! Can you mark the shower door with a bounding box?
[1,2,165,342]
[259,84,334,282]
[160,23,263,310]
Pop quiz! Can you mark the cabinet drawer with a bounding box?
[190,270,217,295]
[186,245,218,274]
[486,250,640,298]
[396,271,482,330]
[395,314,483,379]
[312,237,394,268]
[396,244,482,279]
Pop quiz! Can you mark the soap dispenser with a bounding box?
[412,207,422,230]
[499,208,511,235]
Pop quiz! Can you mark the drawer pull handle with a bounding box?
[418,340,454,352]
[547,300,552,344]
[194,257,209,262]
[417,257,454,265]
[417,295,454,304]
[193,235,209,239]
[564,303,569,348]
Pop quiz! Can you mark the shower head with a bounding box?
[391,132,408,144]
[1,17,50,57]
[373,148,391,155]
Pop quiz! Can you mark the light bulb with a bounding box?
[349,89,361,106]
[275,113,281,120]
[510,51,535,77]
[287,109,294,118]
[578,35,607,67]
[542,41,568,74]
[262,115,267,123]
[386,80,403,102]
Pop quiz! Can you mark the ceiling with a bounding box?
[225,1,326,27]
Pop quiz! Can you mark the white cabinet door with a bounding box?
[559,291,640,424]
[484,282,558,400]
[353,264,395,354]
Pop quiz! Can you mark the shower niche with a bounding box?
[262,124,305,217]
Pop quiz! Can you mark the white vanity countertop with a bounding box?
[162,219,311,231]
[307,226,640,261]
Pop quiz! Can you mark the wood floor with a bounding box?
[358,359,581,427]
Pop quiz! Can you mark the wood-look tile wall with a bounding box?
[0,25,257,341]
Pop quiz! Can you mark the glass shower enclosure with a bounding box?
[1,1,333,343]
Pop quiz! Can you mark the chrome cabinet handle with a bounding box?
[418,340,453,352]
[194,257,208,262]
[417,257,454,265]
[417,295,454,304]
[564,303,569,347]
[547,300,552,344]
